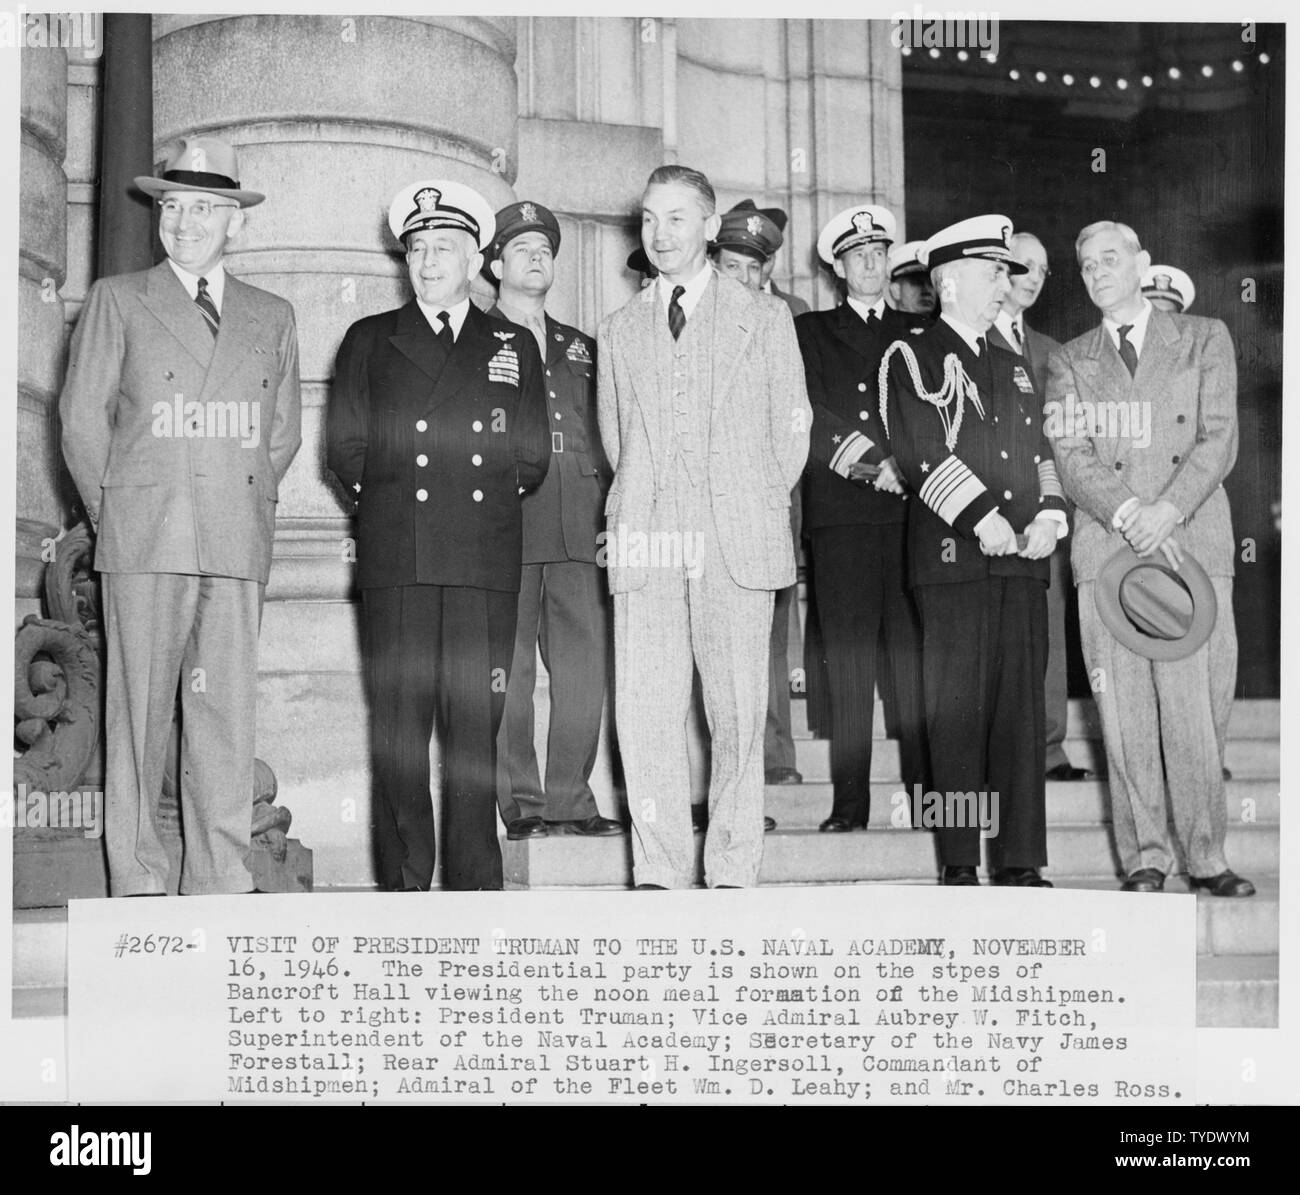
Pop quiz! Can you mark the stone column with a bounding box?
[151,14,522,885]
[16,40,72,618]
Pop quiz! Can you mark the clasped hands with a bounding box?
[1119,498,1184,570]
[977,512,1058,560]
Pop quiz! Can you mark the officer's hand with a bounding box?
[1018,516,1059,560]
[977,512,1019,556]
[872,456,905,495]
[847,461,877,483]
[1155,536,1185,571]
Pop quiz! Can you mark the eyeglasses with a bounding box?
[159,199,239,222]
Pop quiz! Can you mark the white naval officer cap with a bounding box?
[1142,264,1195,312]
[388,179,496,251]
[816,204,897,265]
[920,215,1028,274]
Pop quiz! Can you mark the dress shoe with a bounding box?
[635,883,666,890]
[1222,766,1233,781]
[1120,868,1165,893]
[1189,869,1255,898]
[819,817,853,832]
[550,815,624,837]
[765,767,803,785]
[764,816,776,832]
[1045,763,1093,781]
[941,866,979,886]
[691,804,708,832]
[506,816,549,841]
[715,884,743,889]
[991,867,1053,888]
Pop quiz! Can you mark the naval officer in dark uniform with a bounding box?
[485,200,623,842]
[327,179,550,891]
[796,204,928,833]
[882,215,1067,887]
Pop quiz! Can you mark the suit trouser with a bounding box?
[915,576,1048,870]
[362,584,516,891]
[764,582,798,771]
[498,560,609,823]
[103,572,261,896]
[1077,576,1236,877]
[614,557,773,889]
[810,523,928,825]
[1044,549,1072,770]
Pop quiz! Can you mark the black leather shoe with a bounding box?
[992,867,1053,888]
[635,883,666,890]
[764,816,776,832]
[550,815,624,837]
[819,817,853,832]
[1189,869,1255,898]
[1222,766,1233,781]
[506,816,549,840]
[1121,868,1166,893]
[765,767,803,785]
[1045,763,1093,781]
[941,866,979,886]
[691,804,708,832]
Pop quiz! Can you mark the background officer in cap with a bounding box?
[327,179,550,891]
[60,135,302,895]
[1142,263,1196,313]
[1049,221,1249,897]
[883,214,1067,886]
[988,231,1091,784]
[886,240,938,326]
[709,200,803,794]
[484,200,623,842]
[796,204,929,833]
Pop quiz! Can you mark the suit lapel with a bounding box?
[710,274,756,408]
[425,302,496,414]
[829,302,877,363]
[137,261,215,369]
[1136,308,1179,386]
[390,299,451,387]
[1079,322,1131,398]
[197,274,265,402]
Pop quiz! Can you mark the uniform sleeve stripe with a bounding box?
[919,455,987,525]
[1038,459,1065,499]
[830,430,873,476]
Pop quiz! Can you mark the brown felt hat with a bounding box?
[1094,543,1218,661]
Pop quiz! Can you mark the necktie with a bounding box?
[867,308,882,331]
[976,335,988,358]
[1117,324,1138,376]
[1011,320,1023,350]
[668,285,686,340]
[435,309,451,340]
[195,276,220,338]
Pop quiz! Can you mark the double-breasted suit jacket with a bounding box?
[61,260,301,582]
[59,258,301,896]
[596,269,811,889]
[1047,308,1238,877]
[794,301,927,826]
[326,297,550,891]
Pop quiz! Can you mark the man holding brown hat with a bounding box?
[1048,220,1251,897]
[60,135,301,896]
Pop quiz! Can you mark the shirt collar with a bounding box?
[417,295,472,340]
[657,262,713,319]
[993,309,1024,351]
[1103,297,1153,356]
[168,258,226,309]
[847,296,886,325]
[940,312,988,355]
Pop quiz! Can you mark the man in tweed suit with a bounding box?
[597,165,811,889]
[60,136,301,896]
[1048,220,1253,897]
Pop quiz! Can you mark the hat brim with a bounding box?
[1094,543,1218,661]
[134,176,264,208]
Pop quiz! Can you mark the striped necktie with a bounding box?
[195,276,220,338]
[668,286,686,340]
[1117,324,1139,376]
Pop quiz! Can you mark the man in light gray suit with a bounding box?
[597,165,811,889]
[60,136,301,895]
[1048,220,1251,897]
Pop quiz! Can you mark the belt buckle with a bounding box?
[552,431,564,453]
